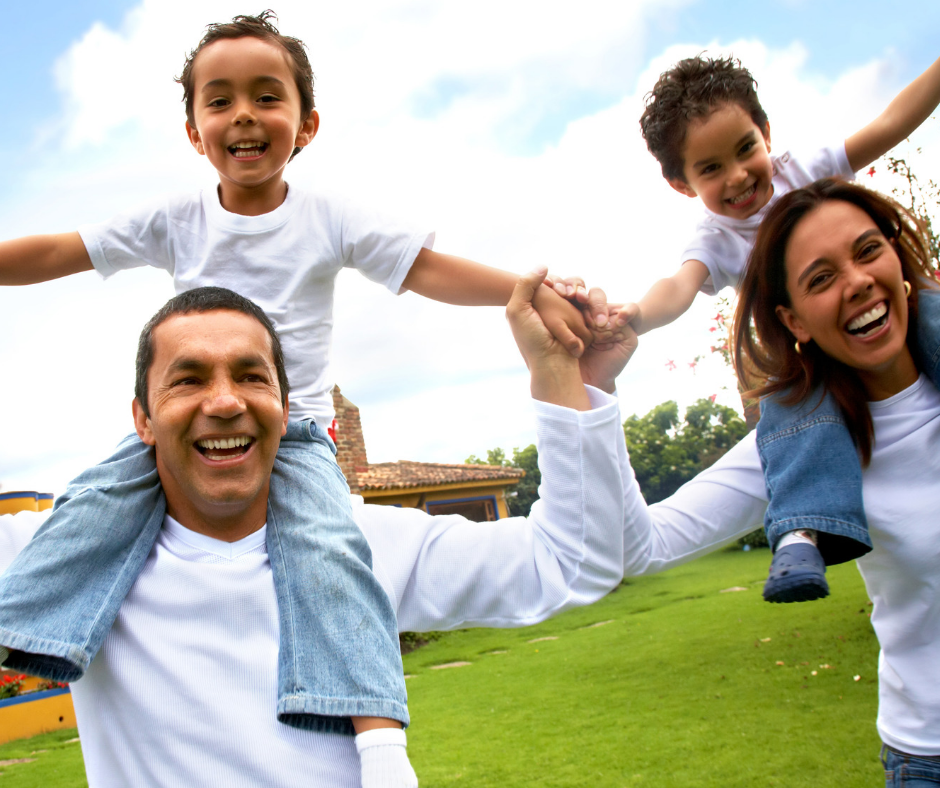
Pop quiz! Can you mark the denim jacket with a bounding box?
[757,289,940,564]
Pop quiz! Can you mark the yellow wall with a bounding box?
[363,482,512,519]
[0,492,54,515]
[0,691,76,744]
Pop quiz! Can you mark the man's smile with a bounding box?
[195,434,256,461]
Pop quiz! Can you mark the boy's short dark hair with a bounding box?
[176,9,315,159]
[639,55,769,183]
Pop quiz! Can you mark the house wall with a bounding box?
[362,484,512,520]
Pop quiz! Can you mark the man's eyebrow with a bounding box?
[231,355,274,371]
[167,358,206,374]
[200,75,288,93]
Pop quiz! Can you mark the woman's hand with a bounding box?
[578,305,639,394]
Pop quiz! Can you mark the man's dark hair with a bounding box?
[639,54,769,182]
[135,286,290,416]
[176,9,315,159]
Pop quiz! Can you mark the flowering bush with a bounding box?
[0,673,26,700]
[36,679,69,692]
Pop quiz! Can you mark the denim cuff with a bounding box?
[278,695,410,736]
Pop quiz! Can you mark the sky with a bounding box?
[2,0,939,493]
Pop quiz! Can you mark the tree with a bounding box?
[465,445,541,517]
[623,397,748,505]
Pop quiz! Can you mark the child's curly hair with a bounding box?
[176,10,315,159]
[639,55,768,182]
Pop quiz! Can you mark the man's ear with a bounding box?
[667,178,697,199]
[281,400,289,437]
[294,109,319,150]
[185,122,205,156]
[133,399,157,446]
[775,304,812,344]
[762,120,771,154]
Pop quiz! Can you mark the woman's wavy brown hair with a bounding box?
[732,178,938,464]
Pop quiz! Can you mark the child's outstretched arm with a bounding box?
[401,248,605,357]
[845,55,940,172]
[0,232,93,285]
[624,259,710,335]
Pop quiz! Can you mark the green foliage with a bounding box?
[624,398,749,504]
[465,445,541,517]
[880,151,940,267]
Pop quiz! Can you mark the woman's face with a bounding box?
[775,199,918,400]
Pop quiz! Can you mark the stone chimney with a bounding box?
[331,385,369,495]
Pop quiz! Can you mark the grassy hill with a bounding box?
[402,548,880,787]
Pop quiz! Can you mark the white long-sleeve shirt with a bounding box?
[0,390,627,787]
[620,375,940,757]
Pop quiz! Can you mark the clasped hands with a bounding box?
[507,267,637,410]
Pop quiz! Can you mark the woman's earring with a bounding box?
[904,280,912,298]
[794,340,801,355]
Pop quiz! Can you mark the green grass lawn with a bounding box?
[402,548,880,788]
[0,729,85,787]
[0,548,880,787]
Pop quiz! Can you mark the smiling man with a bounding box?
[132,303,290,541]
[0,279,638,787]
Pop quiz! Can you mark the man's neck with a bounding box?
[164,494,269,543]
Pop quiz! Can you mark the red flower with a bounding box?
[665,360,676,371]
[867,166,876,177]
[709,393,717,403]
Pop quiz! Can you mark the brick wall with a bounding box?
[331,385,368,495]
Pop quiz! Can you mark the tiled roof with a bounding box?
[356,461,524,491]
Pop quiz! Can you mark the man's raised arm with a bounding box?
[359,268,638,632]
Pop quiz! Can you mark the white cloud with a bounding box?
[1,1,935,492]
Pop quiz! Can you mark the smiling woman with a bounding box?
[613,178,940,787]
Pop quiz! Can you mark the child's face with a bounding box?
[185,36,318,209]
[668,103,773,220]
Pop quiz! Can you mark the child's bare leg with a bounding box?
[353,716,418,788]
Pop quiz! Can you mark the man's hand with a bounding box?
[531,283,595,358]
[578,305,639,394]
[507,267,591,411]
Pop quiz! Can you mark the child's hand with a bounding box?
[544,274,610,330]
[619,302,641,327]
[531,283,595,358]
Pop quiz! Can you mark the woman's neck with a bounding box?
[858,345,920,401]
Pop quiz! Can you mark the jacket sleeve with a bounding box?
[357,388,628,633]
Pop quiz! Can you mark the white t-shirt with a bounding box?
[681,144,855,295]
[79,186,433,424]
[621,375,940,756]
[0,390,628,787]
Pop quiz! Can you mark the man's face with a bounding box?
[133,309,288,541]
